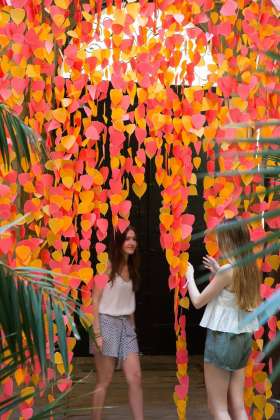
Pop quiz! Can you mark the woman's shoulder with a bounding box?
[217,263,233,274]
[216,263,233,287]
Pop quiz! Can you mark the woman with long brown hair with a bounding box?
[186,218,262,420]
[92,225,143,420]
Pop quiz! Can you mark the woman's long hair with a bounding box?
[217,218,262,311]
[109,225,140,291]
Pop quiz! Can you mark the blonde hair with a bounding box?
[217,218,262,311]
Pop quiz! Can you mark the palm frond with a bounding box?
[0,264,84,377]
[0,104,47,171]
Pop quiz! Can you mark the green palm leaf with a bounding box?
[0,104,46,171]
[0,264,86,376]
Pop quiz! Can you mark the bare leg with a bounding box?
[122,352,144,420]
[92,353,116,420]
[204,362,231,420]
[228,368,248,420]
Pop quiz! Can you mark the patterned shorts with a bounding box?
[204,329,252,371]
[91,314,139,360]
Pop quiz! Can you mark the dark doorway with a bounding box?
[131,157,207,356]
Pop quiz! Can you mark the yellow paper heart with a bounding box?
[179,297,189,309]
[15,368,25,386]
[52,108,67,123]
[81,250,90,262]
[160,213,174,230]
[193,157,201,169]
[241,174,253,186]
[78,202,94,214]
[205,240,218,256]
[54,0,70,9]
[96,263,106,274]
[49,218,64,234]
[264,403,275,419]
[81,220,92,231]
[99,202,109,215]
[61,135,76,150]
[52,250,63,262]
[253,395,266,412]
[62,176,74,189]
[52,13,65,27]
[266,255,280,270]
[16,245,32,264]
[79,267,93,283]
[189,185,197,195]
[110,89,123,106]
[97,252,108,264]
[132,182,147,198]
[10,8,25,24]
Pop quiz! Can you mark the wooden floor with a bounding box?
[64,355,208,419]
[34,355,280,419]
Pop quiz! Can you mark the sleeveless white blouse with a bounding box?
[99,274,135,316]
[200,288,259,333]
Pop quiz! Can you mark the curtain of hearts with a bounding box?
[0,0,279,419]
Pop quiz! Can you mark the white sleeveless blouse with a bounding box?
[99,274,135,316]
[200,288,259,334]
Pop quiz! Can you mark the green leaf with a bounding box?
[262,331,280,359]
[46,297,55,365]
[0,107,10,168]
[240,289,280,327]
[0,392,34,416]
[29,286,47,375]
[266,51,280,61]
[0,103,46,171]
[0,214,29,234]
[53,302,69,374]
[270,361,280,382]
[198,166,280,179]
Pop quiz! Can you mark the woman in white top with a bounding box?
[186,218,261,420]
[92,226,143,420]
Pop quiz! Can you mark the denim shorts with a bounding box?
[204,329,252,371]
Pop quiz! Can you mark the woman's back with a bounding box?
[200,281,259,334]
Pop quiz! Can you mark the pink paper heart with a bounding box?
[118,218,130,233]
[175,384,187,400]
[80,239,91,249]
[221,0,237,16]
[85,125,99,140]
[95,274,108,289]
[96,218,108,234]
[96,242,106,253]
[21,408,33,419]
[57,378,72,393]
[191,114,206,129]
[80,175,93,190]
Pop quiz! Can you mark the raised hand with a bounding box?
[184,262,194,288]
[202,255,220,274]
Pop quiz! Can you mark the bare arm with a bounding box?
[92,261,111,348]
[129,313,135,327]
[92,284,104,336]
[186,264,232,309]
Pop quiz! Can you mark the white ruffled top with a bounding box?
[200,288,259,334]
[99,274,135,316]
